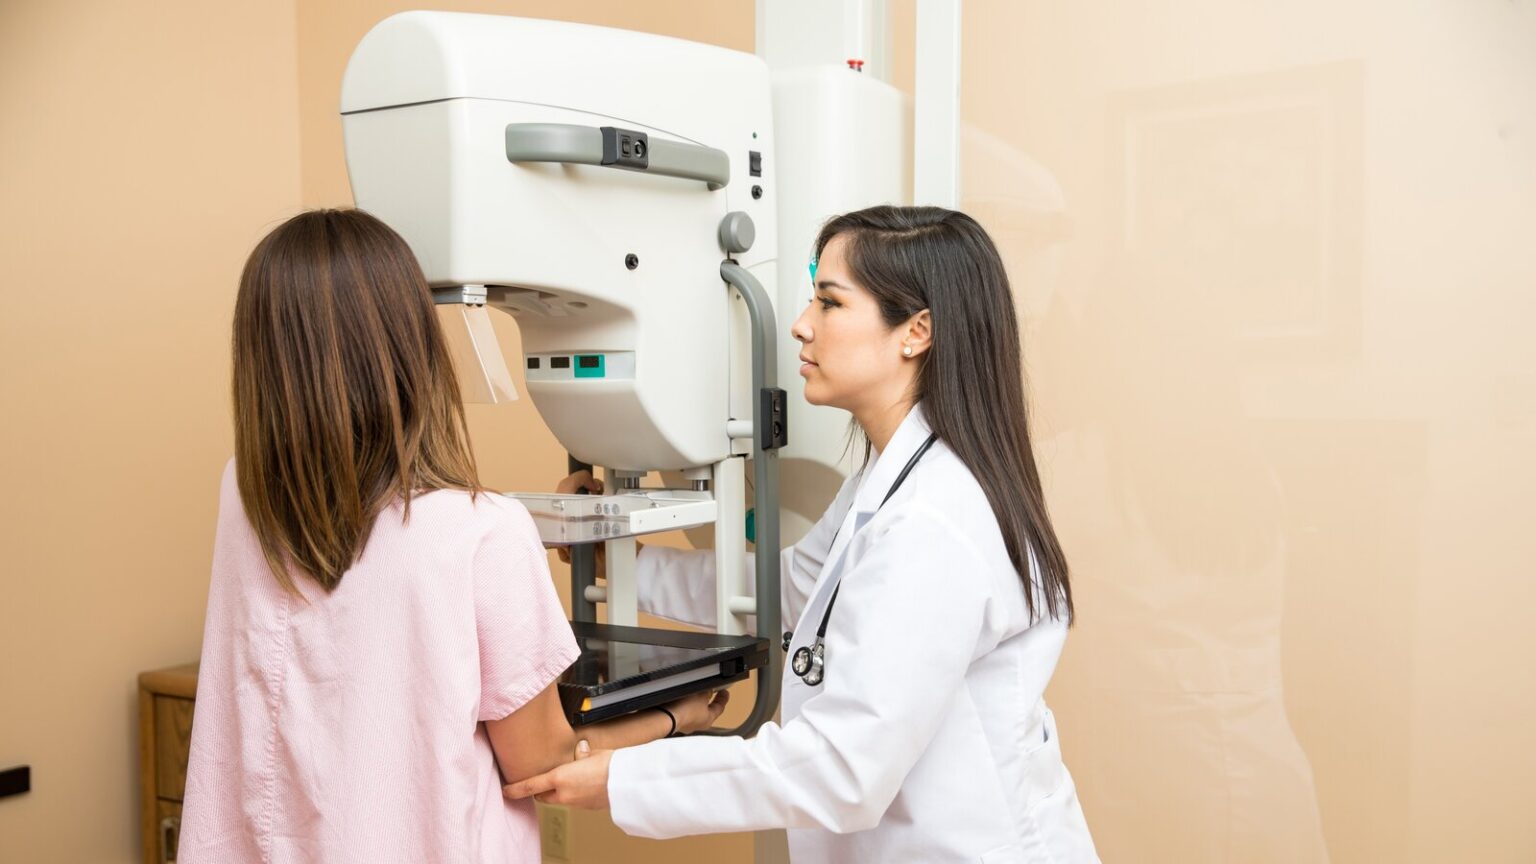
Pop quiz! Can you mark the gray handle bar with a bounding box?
[506,123,729,190]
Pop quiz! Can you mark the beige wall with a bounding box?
[0,1,301,860]
[958,0,1536,861]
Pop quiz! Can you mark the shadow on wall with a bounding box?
[977,61,1429,863]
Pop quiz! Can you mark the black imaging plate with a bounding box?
[557,621,769,726]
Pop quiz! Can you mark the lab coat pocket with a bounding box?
[1020,708,1067,813]
[980,842,1026,864]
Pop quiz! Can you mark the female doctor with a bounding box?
[509,206,1099,863]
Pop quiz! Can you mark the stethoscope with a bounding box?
[782,432,939,687]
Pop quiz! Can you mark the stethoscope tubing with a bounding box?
[788,432,940,687]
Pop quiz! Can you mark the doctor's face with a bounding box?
[790,235,910,414]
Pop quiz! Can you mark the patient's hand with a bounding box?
[556,470,603,496]
[667,688,731,734]
[549,470,645,566]
[553,470,603,565]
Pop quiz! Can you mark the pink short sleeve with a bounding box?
[473,499,581,722]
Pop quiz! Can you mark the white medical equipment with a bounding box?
[342,12,787,733]
[339,2,975,740]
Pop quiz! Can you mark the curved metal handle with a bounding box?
[704,256,783,738]
[506,123,730,190]
[160,815,180,864]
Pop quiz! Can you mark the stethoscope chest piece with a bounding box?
[791,641,826,686]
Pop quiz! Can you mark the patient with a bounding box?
[177,209,725,863]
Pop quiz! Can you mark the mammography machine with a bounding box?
[342,11,785,733]
[339,3,953,737]
[342,10,798,734]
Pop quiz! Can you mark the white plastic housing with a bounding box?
[341,12,776,470]
[770,64,908,540]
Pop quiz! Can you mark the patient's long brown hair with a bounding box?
[232,209,480,594]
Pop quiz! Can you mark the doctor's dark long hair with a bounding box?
[815,206,1073,623]
[231,209,480,595]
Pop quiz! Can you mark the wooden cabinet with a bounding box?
[138,664,197,864]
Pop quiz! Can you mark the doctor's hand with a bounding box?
[504,739,612,809]
[666,688,731,734]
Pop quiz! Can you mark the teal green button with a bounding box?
[574,354,605,378]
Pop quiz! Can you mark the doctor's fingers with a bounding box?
[535,783,608,809]
[503,773,556,801]
[530,776,589,807]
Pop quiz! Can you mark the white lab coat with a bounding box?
[607,406,1099,863]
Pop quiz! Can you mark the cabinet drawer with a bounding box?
[154,697,195,800]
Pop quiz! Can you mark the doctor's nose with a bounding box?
[791,308,812,343]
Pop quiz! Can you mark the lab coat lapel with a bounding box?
[783,405,936,714]
[798,405,934,625]
[786,499,862,656]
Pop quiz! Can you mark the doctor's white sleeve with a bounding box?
[609,504,1004,838]
[633,480,850,631]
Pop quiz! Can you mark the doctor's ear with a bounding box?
[901,310,932,359]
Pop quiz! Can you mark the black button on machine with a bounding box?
[749,150,762,177]
[551,356,571,369]
[527,357,541,369]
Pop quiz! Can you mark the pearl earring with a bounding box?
[902,345,913,357]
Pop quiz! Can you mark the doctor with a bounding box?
[509,205,1099,863]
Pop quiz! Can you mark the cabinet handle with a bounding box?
[159,815,180,864]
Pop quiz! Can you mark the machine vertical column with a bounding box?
[713,456,748,636]
[569,544,597,623]
[603,466,639,627]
